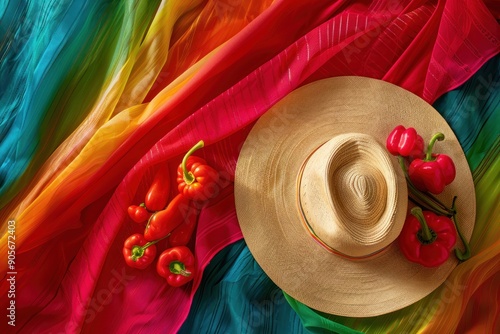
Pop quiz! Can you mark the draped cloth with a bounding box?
[0,0,499,333]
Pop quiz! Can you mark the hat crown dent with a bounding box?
[299,133,402,257]
[329,159,387,235]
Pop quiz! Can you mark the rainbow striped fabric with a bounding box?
[1,1,498,333]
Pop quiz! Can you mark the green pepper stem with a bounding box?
[131,246,145,261]
[450,196,471,261]
[398,156,453,216]
[131,234,170,261]
[411,207,434,242]
[425,132,445,161]
[141,202,155,214]
[182,140,204,185]
[170,261,191,277]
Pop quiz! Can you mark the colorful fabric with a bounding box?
[0,0,498,333]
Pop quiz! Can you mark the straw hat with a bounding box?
[234,76,475,317]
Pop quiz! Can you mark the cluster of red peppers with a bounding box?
[123,140,220,287]
[386,126,471,267]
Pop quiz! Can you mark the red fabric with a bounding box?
[2,0,499,333]
[455,271,500,333]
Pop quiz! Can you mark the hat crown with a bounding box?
[235,77,473,317]
[299,133,404,257]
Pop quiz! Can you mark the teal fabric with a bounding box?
[179,240,311,334]
[433,55,500,171]
[181,54,499,333]
[0,0,90,198]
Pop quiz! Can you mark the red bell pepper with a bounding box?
[398,207,457,267]
[157,246,196,287]
[128,204,151,223]
[167,204,199,247]
[123,233,157,269]
[177,140,219,201]
[386,125,424,158]
[409,133,456,194]
[144,194,191,241]
[145,165,171,211]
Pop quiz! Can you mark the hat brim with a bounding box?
[234,76,475,317]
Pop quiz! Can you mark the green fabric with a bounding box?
[284,294,364,334]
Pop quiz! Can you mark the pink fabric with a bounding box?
[4,0,499,333]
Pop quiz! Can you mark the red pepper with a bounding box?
[128,204,151,223]
[167,204,199,247]
[157,246,196,287]
[177,140,219,201]
[386,125,424,158]
[145,165,171,211]
[123,233,157,269]
[398,207,457,267]
[409,133,456,194]
[144,194,191,241]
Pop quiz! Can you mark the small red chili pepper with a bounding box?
[167,204,199,247]
[398,207,457,268]
[177,140,219,201]
[123,233,158,269]
[128,204,151,223]
[386,125,424,158]
[144,194,191,241]
[145,165,171,211]
[157,246,196,287]
[409,133,456,194]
